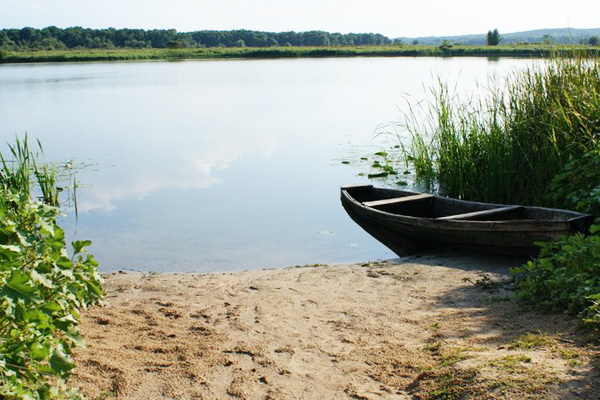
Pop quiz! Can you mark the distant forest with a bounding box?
[3,27,599,52]
[0,27,394,50]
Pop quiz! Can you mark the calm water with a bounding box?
[0,57,536,272]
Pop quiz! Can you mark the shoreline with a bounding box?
[1,44,590,65]
[71,254,599,399]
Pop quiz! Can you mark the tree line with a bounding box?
[0,27,394,50]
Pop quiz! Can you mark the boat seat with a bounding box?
[363,193,434,208]
[437,206,523,221]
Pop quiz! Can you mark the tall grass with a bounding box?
[0,135,60,206]
[401,52,600,205]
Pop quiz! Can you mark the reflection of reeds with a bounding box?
[399,52,600,205]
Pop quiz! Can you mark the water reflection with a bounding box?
[0,57,536,272]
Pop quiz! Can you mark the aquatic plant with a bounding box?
[397,52,600,206]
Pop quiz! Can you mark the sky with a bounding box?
[0,0,599,38]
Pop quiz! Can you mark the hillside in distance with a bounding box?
[398,27,600,45]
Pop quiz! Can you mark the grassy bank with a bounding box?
[1,44,597,63]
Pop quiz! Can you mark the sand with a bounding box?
[71,254,599,400]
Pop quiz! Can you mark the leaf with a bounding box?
[1,270,40,303]
[86,280,104,298]
[65,326,85,347]
[29,342,51,361]
[0,244,22,254]
[30,270,53,289]
[49,349,74,376]
[24,308,47,323]
[41,300,63,313]
[368,172,389,178]
[71,240,92,255]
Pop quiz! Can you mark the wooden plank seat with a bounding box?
[437,206,523,221]
[363,193,434,208]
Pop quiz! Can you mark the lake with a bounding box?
[0,56,537,273]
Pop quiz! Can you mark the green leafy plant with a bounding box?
[367,151,400,179]
[511,226,600,330]
[547,147,600,218]
[0,137,103,399]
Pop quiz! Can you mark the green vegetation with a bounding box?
[398,27,600,46]
[546,147,600,217]
[0,137,103,399]
[511,145,600,331]
[390,51,600,331]
[0,27,391,50]
[486,29,501,46]
[399,53,600,206]
[1,44,598,64]
[512,227,600,330]
[413,324,563,399]
[510,331,558,350]
[2,27,598,65]
[4,26,600,53]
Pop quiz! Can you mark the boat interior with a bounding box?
[344,186,579,221]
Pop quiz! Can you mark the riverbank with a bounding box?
[71,254,599,399]
[1,44,596,64]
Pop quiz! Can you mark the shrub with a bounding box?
[547,147,600,218]
[0,137,103,399]
[511,226,600,330]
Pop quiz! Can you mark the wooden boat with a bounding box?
[341,184,594,256]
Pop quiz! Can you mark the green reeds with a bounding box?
[399,52,600,206]
[0,136,60,207]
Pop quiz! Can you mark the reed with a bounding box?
[0,135,60,206]
[400,52,600,206]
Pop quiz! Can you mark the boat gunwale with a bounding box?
[340,187,590,225]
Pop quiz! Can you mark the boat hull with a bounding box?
[341,185,594,256]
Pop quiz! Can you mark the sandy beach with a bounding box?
[71,254,599,399]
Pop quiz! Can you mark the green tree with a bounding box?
[589,36,599,46]
[486,29,501,46]
[542,34,554,44]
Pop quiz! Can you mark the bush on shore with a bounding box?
[0,137,103,399]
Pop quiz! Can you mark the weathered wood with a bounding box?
[340,185,594,257]
[341,184,373,190]
[436,206,523,221]
[363,193,434,208]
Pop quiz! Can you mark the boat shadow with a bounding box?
[390,249,530,272]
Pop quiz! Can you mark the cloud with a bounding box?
[76,144,248,212]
